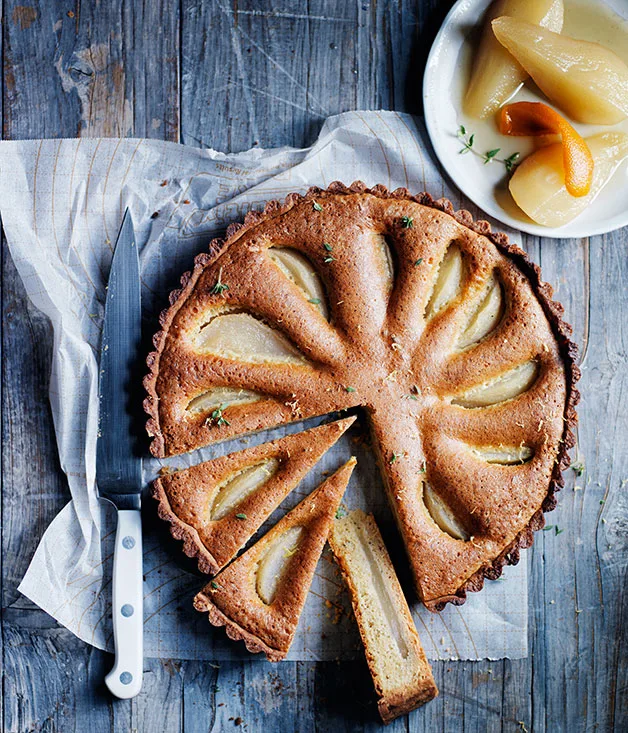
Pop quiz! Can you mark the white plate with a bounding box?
[423,0,628,238]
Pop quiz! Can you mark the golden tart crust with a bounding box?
[145,182,579,611]
[152,417,355,575]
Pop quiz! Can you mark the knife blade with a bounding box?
[96,208,144,699]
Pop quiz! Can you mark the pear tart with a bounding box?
[153,417,355,574]
[145,182,579,611]
[194,459,356,661]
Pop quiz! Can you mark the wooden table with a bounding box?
[2,2,625,731]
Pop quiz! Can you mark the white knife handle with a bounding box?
[105,509,144,699]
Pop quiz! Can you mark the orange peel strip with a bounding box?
[499,102,594,197]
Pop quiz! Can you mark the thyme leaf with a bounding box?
[235,513,247,520]
[570,460,585,477]
[401,215,414,229]
[313,202,323,211]
[483,148,501,164]
[458,126,475,154]
[504,152,521,172]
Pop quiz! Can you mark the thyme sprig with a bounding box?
[210,267,229,295]
[207,403,230,427]
[458,126,475,154]
[457,126,520,173]
[543,524,564,535]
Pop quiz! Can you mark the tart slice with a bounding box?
[194,458,356,661]
[153,417,355,575]
[329,510,438,723]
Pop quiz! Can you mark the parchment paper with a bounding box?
[0,111,528,661]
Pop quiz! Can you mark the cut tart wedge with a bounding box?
[146,182,579,611]
[153,416,355,574]
[194,458,356,661]
[329,509,438,723]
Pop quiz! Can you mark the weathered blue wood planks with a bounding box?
[1,1,626,731]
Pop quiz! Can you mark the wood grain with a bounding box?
[1,1,180,732]
[1,0,626,731]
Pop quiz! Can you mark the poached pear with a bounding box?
[464,0,564,120]
[492,17,628,124]
[509,132,628,227]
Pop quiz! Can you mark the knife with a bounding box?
[96,209,144,699]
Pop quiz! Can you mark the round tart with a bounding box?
[144,181,579,611]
